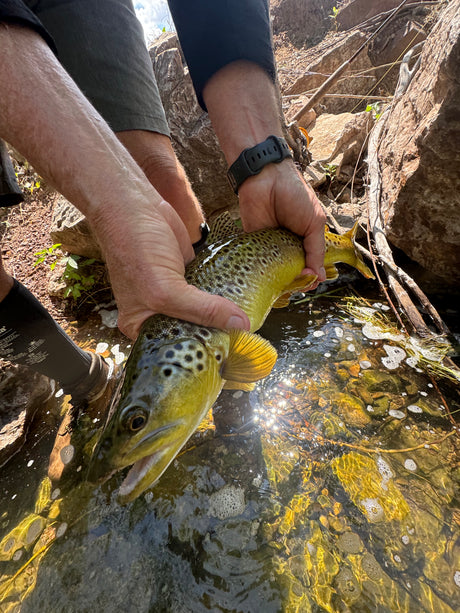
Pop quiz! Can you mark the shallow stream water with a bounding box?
[0,289,459,612]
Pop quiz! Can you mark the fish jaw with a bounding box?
[117,436,187,502]
[114,382,223,501]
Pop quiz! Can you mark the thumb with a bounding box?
[165,284,251,331]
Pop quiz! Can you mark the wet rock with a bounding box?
[0,366,53,466]
[377,0,460,284]
[330,392,371,428]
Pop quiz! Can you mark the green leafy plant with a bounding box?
[329,6,339,30]
[321,163,338,180]
[61,255,97,300]
[33,243,62,269]
[365,102,382,120]
[34,245,97,300]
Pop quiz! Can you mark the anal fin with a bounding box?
[273,272,318,308]
[223,380,256,392]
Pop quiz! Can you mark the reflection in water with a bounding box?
[0,299,459,612]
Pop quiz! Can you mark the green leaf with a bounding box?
[67,255,79,269]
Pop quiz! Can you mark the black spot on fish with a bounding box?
[174,343,183,350]
[197,350,203,359]
[197,364,204,371]
[163,368,172,377]
[165,350,174,358]
[215,354,222,361]
[185,354,193,362]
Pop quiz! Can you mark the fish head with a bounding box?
[88,335,225,501]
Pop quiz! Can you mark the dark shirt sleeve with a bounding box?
[0,0,56,52]
[167,0,276,110]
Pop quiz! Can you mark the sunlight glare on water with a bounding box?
[0,298,459,612]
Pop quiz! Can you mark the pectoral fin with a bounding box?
[273,273,318,307]
[221,330,277,384]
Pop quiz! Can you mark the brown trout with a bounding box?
[88,221,374,501]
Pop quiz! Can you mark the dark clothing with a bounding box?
[168,0,275,108]
[0,0,275,109]
[0,0,276,205]
[0,0,56,51]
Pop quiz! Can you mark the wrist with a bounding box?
[227,135,292,194]
[203,61,284,164]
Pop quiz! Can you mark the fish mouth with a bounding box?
[117,421,185,501]
[117,447,172,500]
[129,422,179,456]
[87,422,180,486]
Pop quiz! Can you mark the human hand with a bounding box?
[238,159,327,283]
[92,199,250,340]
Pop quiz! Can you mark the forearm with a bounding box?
[0,23,161,232]
[0,23,250,338]
[203,61,327,281]
[202,60,283,165]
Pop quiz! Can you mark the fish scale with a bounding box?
[88,222,374,502]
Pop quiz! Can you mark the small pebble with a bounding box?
[404,459,417,472]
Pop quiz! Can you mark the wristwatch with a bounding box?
[227,135,292,194]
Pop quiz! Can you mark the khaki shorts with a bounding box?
[24,0,170,135]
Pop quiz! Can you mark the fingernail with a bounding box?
[319,266,326,281]
[226,315,247,330]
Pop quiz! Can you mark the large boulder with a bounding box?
[149,34,238,218]
[271,0,337,47]
[337,0,401,30]
[50,195,102,261]
[281,30,377,115]
[377,0,460,285]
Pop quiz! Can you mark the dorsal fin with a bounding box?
[208,211,242,243]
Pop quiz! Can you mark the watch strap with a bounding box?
[227,135,292,194]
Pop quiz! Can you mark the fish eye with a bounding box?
[121,407,148,432]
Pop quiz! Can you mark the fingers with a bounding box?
[301,197,327,282]
[118,283,251,340]
[157,200,195,263]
